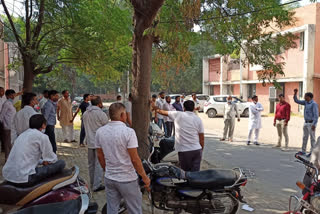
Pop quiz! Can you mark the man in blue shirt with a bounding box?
[173,96,183,112]
[42,90,59,153]
[294,89,319,157]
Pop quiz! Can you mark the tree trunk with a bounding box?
[23,58,34,92]
[132,35,154,159]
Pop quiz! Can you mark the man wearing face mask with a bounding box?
[82,96,109,192]
[220,96,240,142]
[2,114,65,187]
[294,89,319,157]
[0,89,17,161]
[247,95,264,146]
[156,92,167,133]
[11,93,39,144]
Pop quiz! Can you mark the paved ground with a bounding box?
[0,113,314,213]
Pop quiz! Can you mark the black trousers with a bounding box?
[165,122,173,137]
[178,149,202,172]
[80,120,86,145]
[10,160,66,187]
[45,125,57,153]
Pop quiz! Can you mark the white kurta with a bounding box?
[248,102,264,129]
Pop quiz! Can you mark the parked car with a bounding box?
[185,94,209,112]
[72,96,83,112]
[204,95,250,118]
[169,94,182,104]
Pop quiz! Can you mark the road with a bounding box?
[203,131,306,214]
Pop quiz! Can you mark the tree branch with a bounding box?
[32,0,45,43]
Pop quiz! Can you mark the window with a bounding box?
[300,32,304,51]
[248,84,256,99]
[299,82,303,98]
[213,97,227,102]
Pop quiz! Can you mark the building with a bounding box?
[203,3,320,114]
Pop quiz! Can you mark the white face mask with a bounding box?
[41,129,46,134]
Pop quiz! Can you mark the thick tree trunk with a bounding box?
[132,35,153,159]
[23,58,34,92]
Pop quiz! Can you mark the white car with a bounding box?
[169,94,182,104]
[185,94,209,112]
[204,95,251,118]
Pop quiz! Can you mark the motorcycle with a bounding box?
[0,166,98,214]
[285,154,320,214]
[149,122,178,166]
[102,142,249,214]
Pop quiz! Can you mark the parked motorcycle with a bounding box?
[0,166,98,214]
[102,143,249,214]
[285,154,320,214]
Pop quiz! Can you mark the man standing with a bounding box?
[0,89,17,161]
[83,96,108,192]
[163,96,176,137]
[11,93,39,143]
[156,92,166,133]
[39,90,49,110]
[150,94,157,122]
[190,93,200,114]
[42,90,59,153]
[124,93,133,127]
[57,90,75,143]
[220,96,240,142]
[247,95,264,146]
[173,96,183,112]
[0,87,6,113]
[96,103,150,214]
[274,94,291,150]
[294,89,319,157]
[2,114,65,187]
[155,100,204,171]
[71,94,91,147]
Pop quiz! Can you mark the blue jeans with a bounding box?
[157,118,167,134]
[80,120,86,145]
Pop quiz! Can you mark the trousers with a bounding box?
[80,120,86,145]
[45,125,57,153]
[276,120,289,147]
[10,160,66,187]
[178,149,202,172]
[165,121,173,137]
[61,125,74,142]
[105,178,142,214]
[0,123,11,160]
[157,118,167,134]
[247,128,260,142]
[88,148,103,190]
[223,119,235,140]
[302,123,316,153]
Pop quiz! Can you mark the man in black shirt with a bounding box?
[71,94,91,147]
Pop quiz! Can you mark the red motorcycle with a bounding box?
[284,154,320,214]
[0,166,98,214]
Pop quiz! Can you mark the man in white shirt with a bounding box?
[247,95,264,146]
[96,103,150,214]
[82,96,108,192]
[2,114,65,187]
[124,93,133,127]
[190,93,200,114]
[0,89,17,161]
[220,96,240,142]
[155,100,205,171]
[163,96,176,137]
[39,90,49,110]
[11,92,39,143]
[156,92,167,133]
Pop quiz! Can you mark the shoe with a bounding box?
[254,142,260,146]
[247,141,251,145]
[93,185,105,192]
[281,147,289,151]
[297,151,306,156]
[220,138,226,141]
[306,153,312,158]
[63,139,68,143]
[80,144,86,147]
[229,139,233,142]
[71,140,77,143]
[273,144,281,148]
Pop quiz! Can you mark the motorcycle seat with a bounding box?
[0,169,73,205]
[186,169,239,190]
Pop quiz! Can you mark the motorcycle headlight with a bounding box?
[310,194,320,211]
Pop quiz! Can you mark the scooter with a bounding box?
[0,166,98,214]
[102,142,249,214]
[285,154,320,214]
[149,122,178,166]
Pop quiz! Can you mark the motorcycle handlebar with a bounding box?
[295,153,313,167]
